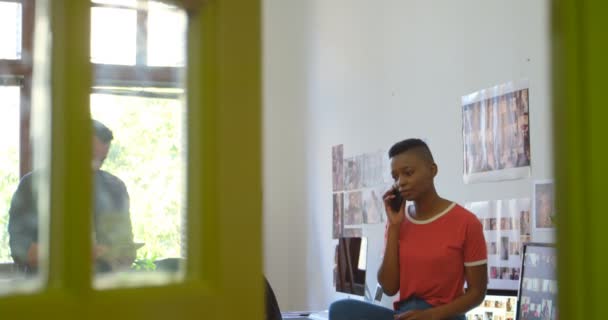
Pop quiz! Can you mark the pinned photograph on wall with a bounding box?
[534,180,555,229]
[344,191,363,225]
[342,227,363,238]
[332,144,344,192]
[362,187,385,224]
[344,156,362,191]
[466,198,530,291]
[332,193,344,239]
[520,207,532,236]
[382,150,393,184]
[462,79,531,184]
[361,151,384,188]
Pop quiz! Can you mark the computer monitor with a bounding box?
[334,237,367,296]
[516,243,557,320]
[465,289,518,320]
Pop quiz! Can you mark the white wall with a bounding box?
[263,0,551,311]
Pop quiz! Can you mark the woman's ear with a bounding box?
[431,163,438,177]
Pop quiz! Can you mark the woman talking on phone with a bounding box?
[329,138,487,320]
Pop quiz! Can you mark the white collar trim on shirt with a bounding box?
[406,202,456,224]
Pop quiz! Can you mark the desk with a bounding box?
[281,310,328,320]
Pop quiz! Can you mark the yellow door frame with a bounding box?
[554,0,608,318]
[0,0,262,319]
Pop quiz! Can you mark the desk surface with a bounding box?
[282,310,328,320]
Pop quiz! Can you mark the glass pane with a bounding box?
[90,0,186,290]
[0,2,22,60]
[90,90,186,288]
[92,0,138,7]
[91,7,137,65]
[0,86,20,267]
[1,0,53,294]
[147,1,186,67]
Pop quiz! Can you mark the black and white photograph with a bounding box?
[362,187,384,224]
[534,180,555,229]
[344,156,362,191]
[332,193,344,239]
[361,151,384,188]
[343,191,363,225]
[332,144,344,192]
[462,80,531,183]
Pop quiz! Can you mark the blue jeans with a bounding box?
[328,297,465,320]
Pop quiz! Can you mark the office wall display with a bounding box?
[533,180,555,230]
[344,191,364,225]
[344,156,363,191]
[462,79,531,184]
[362,186,385,224]
[332,145,392,234]
[466,198,531,290]
[361,151,384,188]
[332,144,344,192]
[332,193,344,239]
[342,228,362,238]
[516,243,557,320]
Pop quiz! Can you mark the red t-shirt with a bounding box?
[385,203,487,308]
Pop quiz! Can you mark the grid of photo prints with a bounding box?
[462,81,531,184]
[517,245,558,320]
[466,198,531,291]
[332,145,393,239]
[466,296,517,320]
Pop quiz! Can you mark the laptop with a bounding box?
[515,243,557,320]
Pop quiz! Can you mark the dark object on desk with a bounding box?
[335,237,367,296]
[265,276,282,320]
[154,257,184,272]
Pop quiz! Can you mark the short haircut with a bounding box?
[388,138,434,163]
[93,119,114,144]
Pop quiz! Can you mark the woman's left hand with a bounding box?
[394,309,437,320]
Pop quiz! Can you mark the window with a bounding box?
[90,90,186,282]
[0,1,22,60]
[89,0,187,287]
[147,2,186,67]
[0,85,20,263]
[90,1,187,67]
[91,6,137,65]
[0,1,263,318]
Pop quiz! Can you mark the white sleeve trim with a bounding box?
[464,259,487,267]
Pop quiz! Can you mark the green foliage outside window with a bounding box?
[92,93,185,262]
[0,147,19,262]
[0,92,184,264]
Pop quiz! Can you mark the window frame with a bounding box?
[0,1,263,320]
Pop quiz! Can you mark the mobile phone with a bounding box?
[389,188,404,212]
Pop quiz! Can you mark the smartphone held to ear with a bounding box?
[389,188,404,212]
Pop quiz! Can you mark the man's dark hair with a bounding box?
[388,138,434,163]
[93,119,114,144]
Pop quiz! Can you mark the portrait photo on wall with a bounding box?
[362,186,385,224]
[332,144,344,192]
[466,197,530,291]
[534,180,555,230]
[343,191,363,226]
[332,192,344,239]
[344,156,363,191]
[361,151,384,188]
[462,79,531,184]
[342,228,363,238]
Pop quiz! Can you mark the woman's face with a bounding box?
[390,150,436,201]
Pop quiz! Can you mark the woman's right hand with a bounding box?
[383,187,405,226]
